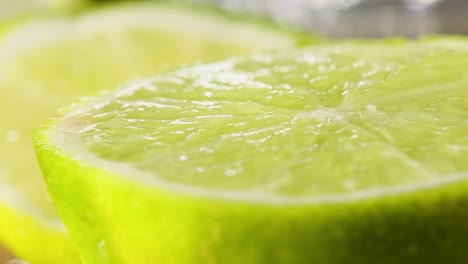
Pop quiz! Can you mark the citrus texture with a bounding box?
[0,3,303,262]
[36,38,468,263]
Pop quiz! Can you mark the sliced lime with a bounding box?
[0,3,305,262]
[0,0,88,21]
[36,37,468,264]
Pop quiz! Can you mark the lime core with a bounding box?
[37,38,468,263]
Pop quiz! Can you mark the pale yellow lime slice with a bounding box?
[0,3,305,262]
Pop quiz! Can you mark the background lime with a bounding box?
[0,3,306,262]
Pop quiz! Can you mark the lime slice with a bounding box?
[35,38,468,263]
[0,0,87,21]
[0,3,305,263]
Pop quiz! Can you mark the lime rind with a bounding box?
[0,171,78,263]
[0,204,78,264]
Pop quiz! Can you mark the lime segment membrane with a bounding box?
[36,38,468,263]
[0,3,303,263]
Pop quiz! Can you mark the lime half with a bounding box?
[36,38,468,263]
[0,0,87,21]
[0,3,304,263]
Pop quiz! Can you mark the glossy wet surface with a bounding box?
[53,39,468,200]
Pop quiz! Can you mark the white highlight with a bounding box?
[365,104,378,112]
[5,130,20,143]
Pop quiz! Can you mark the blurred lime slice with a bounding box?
[0,0,88,21]
[36,38,468,264]
[0,3,306,262]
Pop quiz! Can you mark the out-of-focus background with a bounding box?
[218,0,468,37]
[0,0,466,263]
[2,0,468,37]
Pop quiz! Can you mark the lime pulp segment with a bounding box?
[36,38,468,263]
[0,3,301,263]
[54,39,467,200]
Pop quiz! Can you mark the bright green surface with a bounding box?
[36,38,468,263]
[0,3,301,263]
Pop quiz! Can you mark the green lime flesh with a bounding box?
[0,3,302,262]
[36,38,468,263]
